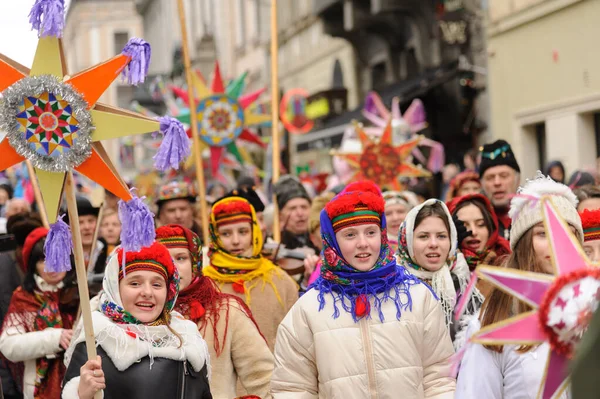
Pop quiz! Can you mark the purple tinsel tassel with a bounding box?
[29,0,65,38]
[153,116,191,171]
[118,190,155,253]
[121,38,151,85]
[44,215,73,273]
[364,92,377,114]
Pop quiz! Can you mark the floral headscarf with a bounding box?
[312,182,424,322]
[100,242,180,326]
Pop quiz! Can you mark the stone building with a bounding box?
[64,0,145,179]
[486,0,600,179]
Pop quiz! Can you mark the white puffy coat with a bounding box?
[271,283,456,399]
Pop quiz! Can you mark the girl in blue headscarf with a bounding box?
[271,181,456,398]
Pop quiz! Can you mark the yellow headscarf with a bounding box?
[203,196,283,306]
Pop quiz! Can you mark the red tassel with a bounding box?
[190,301,206,319]
[233,280,246,294]
[125,329,137,339]
[355,294,370,318]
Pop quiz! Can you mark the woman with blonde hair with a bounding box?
[456,173,581,398]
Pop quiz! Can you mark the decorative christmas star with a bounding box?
[361,91,445,173]
[0,36,161,222]
[170,62,269,175]
[330,119,431,190]
[473,199,600,399]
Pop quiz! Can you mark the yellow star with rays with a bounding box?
[0,36,160,222]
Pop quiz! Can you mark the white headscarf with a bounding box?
[397,199,481,328]
[65,251,210,374]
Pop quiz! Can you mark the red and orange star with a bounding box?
[331,119,431,190]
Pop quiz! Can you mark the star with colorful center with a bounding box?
[0,35,160,223]
[331,119,431,190]
[170,62,269,176]
[473,199,600,399]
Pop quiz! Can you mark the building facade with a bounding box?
[486,0,600,180]
[64,0,145,180]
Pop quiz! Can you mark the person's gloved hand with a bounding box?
[452,213,473,247]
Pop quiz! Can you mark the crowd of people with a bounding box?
[0,138,598,398]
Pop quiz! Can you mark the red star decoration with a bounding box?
[331,119,431,190]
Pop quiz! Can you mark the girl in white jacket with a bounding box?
[0,227,76,399]
[456,172,581,398]
[397,199,483,345]
[271,181,456,399]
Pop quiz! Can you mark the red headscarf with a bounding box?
[156,225,265,356]
[447,193,511,270]
[1,228,74,398]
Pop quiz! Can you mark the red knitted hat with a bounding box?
[211,199,253,227]
[117,241,176,282]
[156,224,189,250]
[22,227,49,272]
[325,181,385,233]
[580,209,600,242]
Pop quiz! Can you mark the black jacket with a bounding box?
[63,342,212,399]
[0,251,22,398]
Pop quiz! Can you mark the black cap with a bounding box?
[222,187,265,212]
[273,175,310,209]
[62,196,99,224]
[479,140,520,178]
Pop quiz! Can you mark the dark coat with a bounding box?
[0,251,22,398]
[63,342,212,399]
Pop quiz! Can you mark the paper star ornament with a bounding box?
[0,36,161,222]
[170,62,269,175]
[330,119,431,190]
[473,199,600,399]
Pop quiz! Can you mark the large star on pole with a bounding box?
[330,119,431,190]
[473,199,600,399]
[170,62,269,175]
[0,37,160,222]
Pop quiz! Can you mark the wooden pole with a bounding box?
[176,0,210,245]
[25,160,49,228]
[65,172,101,399]
[271,0,281,242]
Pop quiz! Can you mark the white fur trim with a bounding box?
[65,311,210,376]
[62,376,105,399]
[508,171,582,249]
[453,313,477,352]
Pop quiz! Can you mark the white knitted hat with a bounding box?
[509,171,582,250]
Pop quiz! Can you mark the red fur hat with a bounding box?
[22,227,48,272]
[580,209,600,242]
[325,181,385,233]
[117,241,176,282]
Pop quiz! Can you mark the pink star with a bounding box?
[555,297,568,310]
[553,320,567,330]
[573,284,582,298]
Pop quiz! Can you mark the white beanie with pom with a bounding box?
[509,171,582,250]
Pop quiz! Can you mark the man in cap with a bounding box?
[63,196,108,296]
[273,175,315,252]
[156,181,202,239]
[479,140,521,240]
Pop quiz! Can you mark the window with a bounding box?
[113,32,129,54]
[535,122,547,170]
[595,113,600,158]
[371,61,387,90]
[255,0,262,40]
[235,0,246,48]
[202,0,214,34]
